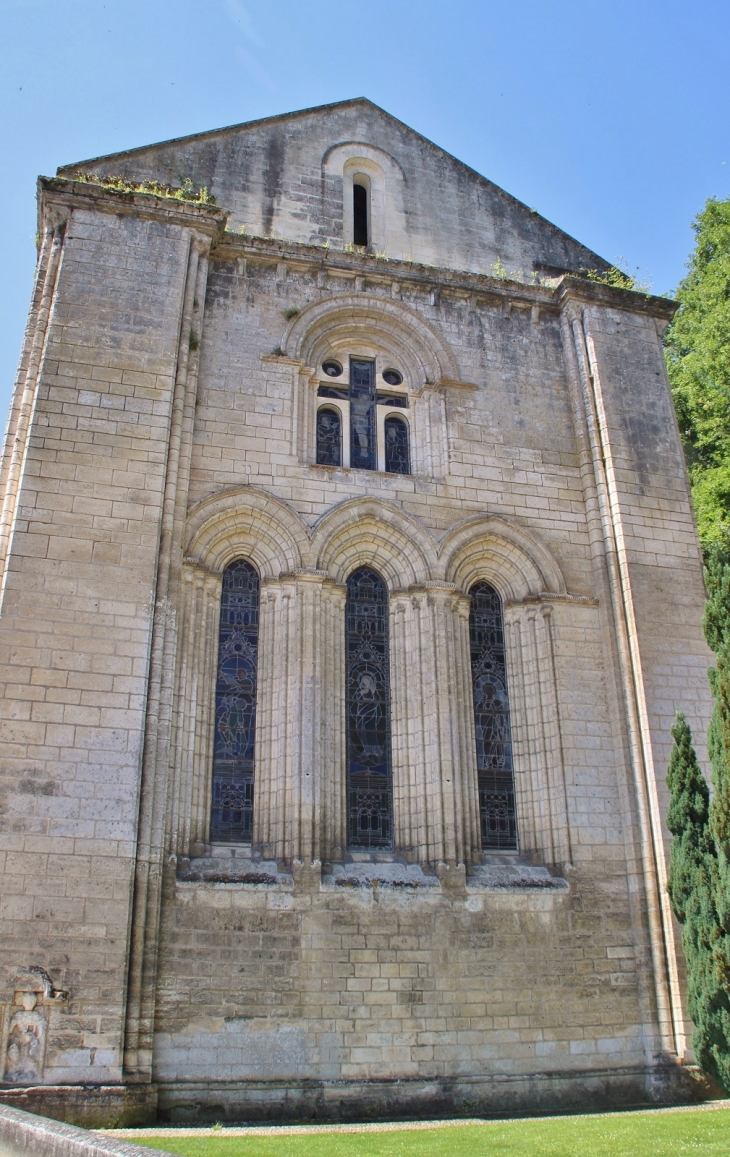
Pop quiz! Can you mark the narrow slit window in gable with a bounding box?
[353,183,368,247]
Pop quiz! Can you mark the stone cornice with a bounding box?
[35,177,677,320]
[213,233,678,320]
[556,275,678,321]
[214,231,559,310]
[37,176,228,240]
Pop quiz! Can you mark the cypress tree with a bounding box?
[667,545,730,1090]
[702,546,730,1089]
[665,713,723,1085]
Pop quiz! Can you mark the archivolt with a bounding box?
[184,487,309,577]
[183,488,566,600]
[439,515,566,602]
[282,295,460,386]
[312,497,437,590]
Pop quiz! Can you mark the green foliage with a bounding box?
[281,307,300,321]
[586,265,636,290]
[668,545,730,1091]
[128,1108,730,1157]
[71,172,216,206]
[584,261,652,293]
[664,196,730,549]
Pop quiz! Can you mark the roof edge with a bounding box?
[56,96,611,273]
[56,97,375,174]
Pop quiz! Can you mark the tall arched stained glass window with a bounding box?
[346,567,392,848]
[469,582,517,849]
[316,406,342,466]
[384,415,409,474]
[211,560,259,842]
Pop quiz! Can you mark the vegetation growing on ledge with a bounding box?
[70,172,216,205]
[585,263,652,293]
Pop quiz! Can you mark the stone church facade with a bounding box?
[0,100,715,1124]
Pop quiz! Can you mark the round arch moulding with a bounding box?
[321,140,407,181]
[311,496,437,591]
[439,515,567,603]
[282,295,461,387]
[184,486,310,578]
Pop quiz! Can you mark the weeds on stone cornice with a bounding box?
[282,307,300,320]
[71,173,216,205]
[585,259,652,294]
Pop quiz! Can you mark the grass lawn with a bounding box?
[127,1106,730,1157]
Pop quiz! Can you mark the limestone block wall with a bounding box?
[0,181,224,1091]
[59,100,608,280]
[0,167,715,1122]
[151,870,655,1119]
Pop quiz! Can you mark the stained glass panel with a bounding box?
[346,567,392,848]
[384,415,410,474]
[316,406,342,466]
[211,560,259,842]
[469,582,517,849]
[349,358,376,471]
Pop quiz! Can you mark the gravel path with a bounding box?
[100,1099,730,1139]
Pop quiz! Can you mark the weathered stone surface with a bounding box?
[0,99,714,1124]
[0,1103,166,1154]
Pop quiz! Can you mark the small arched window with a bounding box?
[353,181,369,247]
[469,581,517,849]
[346,566,392,848]
[211,560,260,842]
[384,415,409,474]
[316,406,342,466]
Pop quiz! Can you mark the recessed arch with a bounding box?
[185,486,310,577]
[282,295,460,387]
[321,140,407,181]
[440,515,566,602]
[323,142,408,256]
[312,496,437,590]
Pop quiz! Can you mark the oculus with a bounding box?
[382,368,403,386]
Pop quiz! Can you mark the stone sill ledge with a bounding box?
[175,852,567,892]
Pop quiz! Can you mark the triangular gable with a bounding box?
[57,98,609,279]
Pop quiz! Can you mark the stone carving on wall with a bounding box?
[1,967,67,1085]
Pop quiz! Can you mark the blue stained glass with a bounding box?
[346,567,392,848]
[349,359,376,471]
[384,416,409,474]
[316,406,342,466]
[211,560,259,841]
[469,582,517,849]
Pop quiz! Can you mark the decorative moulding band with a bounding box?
[504,592,599,609]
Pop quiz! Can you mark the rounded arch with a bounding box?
[313,497,437,590]
[321,140,407,181]
[185,487,310,577]
[440,515,566,602]
[323,142,408,257]
[282,295,460,386]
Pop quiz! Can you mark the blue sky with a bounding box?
[1,0,729,418]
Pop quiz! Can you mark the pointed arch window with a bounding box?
[346,566,392,848]
[211,560,259,842]
[469,582,517,849]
